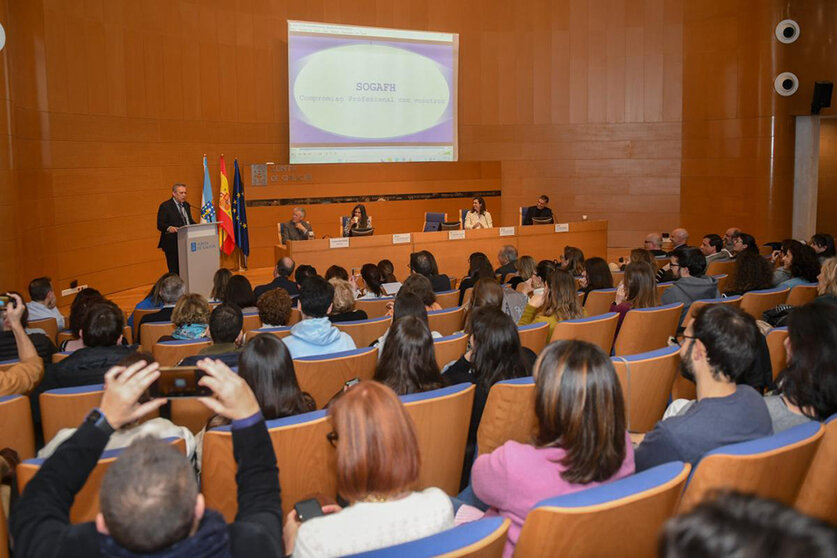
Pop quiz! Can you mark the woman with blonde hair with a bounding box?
[161,293,211,340]
[283,382,453,556]
[610,262,660,335]
[817,256,837,305]
[328,278,368,323]
[518,268,585,341]
[509,255,536,291]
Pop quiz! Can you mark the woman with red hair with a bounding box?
[283,381,453,556]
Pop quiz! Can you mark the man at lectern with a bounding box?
[156,183,196,275]
[280,207,314,243]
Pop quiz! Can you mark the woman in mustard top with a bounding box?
[518,268,585,341]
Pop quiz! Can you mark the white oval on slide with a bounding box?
[293,44,451,139]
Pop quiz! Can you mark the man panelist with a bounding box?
[157,183,196,274]
[280,207,314,243]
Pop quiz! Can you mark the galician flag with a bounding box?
[217,155,236,255]
[200,155,216,224]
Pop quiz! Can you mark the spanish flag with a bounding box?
[217,155,236,255]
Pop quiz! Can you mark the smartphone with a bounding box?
[0,295,12,309]
[662,232,670,239]
[149,367,211,398]
[533,287,545,296]
[294,498,324,522]
[345,377,360,388]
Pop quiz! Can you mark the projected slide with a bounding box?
[288,21,459,164]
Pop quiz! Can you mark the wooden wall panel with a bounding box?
[818,119,837,234]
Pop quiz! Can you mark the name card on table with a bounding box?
[329,237,350,249]
[499,226,515,237]
[554,223,570,233]
[392,233,411,244]
[448,230,466,240]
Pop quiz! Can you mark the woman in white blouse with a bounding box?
[464,197,493,229]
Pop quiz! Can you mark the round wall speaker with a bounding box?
[775,19,800,44]
[774,72,799,96]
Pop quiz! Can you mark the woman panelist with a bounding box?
[464,197,493,229]
[343,204,372,236]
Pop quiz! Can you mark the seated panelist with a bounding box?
[280,207,314,243]
[463,197,493,230]
[343,204,372,236]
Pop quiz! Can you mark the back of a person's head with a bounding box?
[779,301,837,421]
[360,263,384,297]
[69,288,105,335]
[534,340,626,484]
[100,437,198,553]
[674,246,707,277]
[659,491,837,558]
[28,276,52,302]
[256,288,292,326]
[374,316,441,396]
[584,257,614,290]
[325,265,349,282]
[329,381,420,502]
[294,264,317,283]
[400,273,436,307]
[239,334,311,419]
[159,275,186,305]
[543,268,583,320]
[464,278,504,333]
[625,261,659,308]
[628,248,656,267]
[692,305,759,383]
[730,250,773,293]
[276,257,295,278]
[515,255,537,280]
[299,276,333,318]
[392,292,428,325]
[224,275,256,309]
[786,240,821,282]
[378,259,396,282]
[171,293,210,327]
[536,260,557,283]
[500,245,518,264]
[410,251,433,276]
[329,278,356,314]
[82,301,124,347]
[470,306,527,391]
[819,257,837,296]
[468,252,489,274]
[563,246,585,275]
[473,260,495,282]
[208,303,243,344]
[210,268,232,301]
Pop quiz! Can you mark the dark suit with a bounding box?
[253,276,300,299]
[157,198,196,274]
[137,306,175,344]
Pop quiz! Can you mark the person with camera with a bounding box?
[11,357,284,557]
[0,292,43,396]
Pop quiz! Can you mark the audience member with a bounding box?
[328,278,368,323]
[817,257,837,305]
[283,381,453,556]
[26,276,66,329]
[38,352,196,459]
[343,203,372,236]
[772,239,820,288]
[62,287,105,351]
[659,491,837,558]
[410,250,451,292]
[458,253,494,305]
[0,291,57,363]
[521,194,553,225]
[256,287,293,327]
[375,292,442,355]
[281,206,314,243]
[661,247,719,324]
[358,263,386,298]
[732,231,759,255]
[210,267,232,302]
[468,340,635,556]
[668,228,690,253]
[374,316,444,395]
[611,262,660,336]
[377,259,397,283]
[282,277,355,358]
[324,265,349,282]
[579,257,614,305]
[644,233,667,257]
[0,293,44,396]
[129,272,174,327]
[561,246,585,276]
[619,247,656,271]
[464,196,492,229]
[11,358,284,557]
[633,305,772,471]
[137,275,186,341]
[700,233,731,263]
[763,302,837,432]
[508,255,536,291]
[463,279,504,333]
[724,249,773,296]
[518,268,585,341]
[159,293,211,341]
[723,226,741,252]
[294,264,318,285]
[225,275,258,313]
[255,257,299,298]
[399,273,442,312]
[496,245,518,282]
[810,232,836,264]
[180,304,244,367]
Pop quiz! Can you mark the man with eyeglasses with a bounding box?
[157,183,196,274]
[631,304,772,471]
[661,247,720,325]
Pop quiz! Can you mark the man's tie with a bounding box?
[178,202,188,225]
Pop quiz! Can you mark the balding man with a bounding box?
[644,233,667,257]
[280,207,314,243]
[669,228,690,252]
[254,257,299,298]
[723,227,741,252]
[157,183,196,274]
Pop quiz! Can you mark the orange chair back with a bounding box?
[583,288,617,316]
[612,346,680,432]
[0,395,35,459]
[765,327,789,380]
[56,330,76,347]
[334,316,391,348]
[132,308,161,338]
[476,378,536,457]
[354,297,396,318]
[152,339,212,366]
[435,289,460,309]
[17,438,186,523]
[681,295,741,328]
[461,287,474,308]
[785,283,818,306]
[247,326,292,341]
[739,287,790,320]
[706,259,737,280]
[28,317,59,345]
[656,282,674,299]
[140,322,176,352]
[294,347,378,408]
[40,385,104,442]
[428,306,465,336]
[287,307,302,325]
[121,324,133,345]
[612,303,683,356]
[550,312,619,352]
[517,322,549,355]
[433,333,468,369]
[711,273,729,293]
[795,415,837,525]
[241,312,263,333]
[51,352,72,363]
[170,398,215,434]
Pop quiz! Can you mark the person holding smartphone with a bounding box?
[343,204,372,237]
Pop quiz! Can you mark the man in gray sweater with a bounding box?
[663,247,720,325]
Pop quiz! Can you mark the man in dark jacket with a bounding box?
[10,357,283,557]
[254,257,299,298]
[157,183,196,274]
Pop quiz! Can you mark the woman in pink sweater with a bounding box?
[470,340,635,557]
